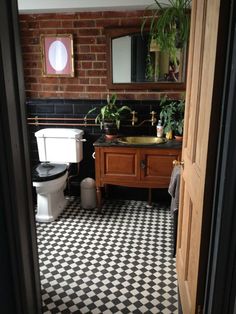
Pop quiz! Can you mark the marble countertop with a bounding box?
[93,135,182,149]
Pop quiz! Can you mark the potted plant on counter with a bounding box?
[173,99,185,140]
[159,96,176,139]
[85,94,132,139]
[159,95,185,140]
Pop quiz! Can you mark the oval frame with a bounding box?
[41,34,74,77]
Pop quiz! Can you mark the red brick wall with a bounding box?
[19,11,184,100]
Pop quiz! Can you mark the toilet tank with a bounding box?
[35,128,84,163]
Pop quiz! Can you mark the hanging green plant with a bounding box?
[145,51,160,81]
[141,0,191,65]
[145,53,154,80]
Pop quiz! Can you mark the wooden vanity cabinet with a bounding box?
[94,145,181,210]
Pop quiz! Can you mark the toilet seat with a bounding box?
[32,163,67,182]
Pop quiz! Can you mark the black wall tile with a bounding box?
[74,100,103,114]
[55,103,73,114]
[35,104,55,114]
[26,99,164,199]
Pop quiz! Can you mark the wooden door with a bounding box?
[176,0,222,312]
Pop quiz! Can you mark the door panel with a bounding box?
[176,0,221,312]
[185,0,205,157]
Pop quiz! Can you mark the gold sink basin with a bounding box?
[117,136,167,145]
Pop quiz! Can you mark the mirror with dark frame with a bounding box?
[105,27,187,90]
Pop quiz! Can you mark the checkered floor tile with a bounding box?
[36,198,178,313]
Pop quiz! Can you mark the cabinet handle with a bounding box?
[140,160,146,169]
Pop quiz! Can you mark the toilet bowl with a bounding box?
[33,163,68,222]
[33,128,84,222]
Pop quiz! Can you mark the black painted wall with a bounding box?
[27,98,170,201]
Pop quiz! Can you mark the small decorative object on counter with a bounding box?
[166,130,173,140]
[156,120,164,138]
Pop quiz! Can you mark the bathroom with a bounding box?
[19,1,187,311]
[1,0,236,313]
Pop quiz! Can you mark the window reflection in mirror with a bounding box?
[112,33,186,84]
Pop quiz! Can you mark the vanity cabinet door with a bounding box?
[140,148,181,187]
[97,147,140,185]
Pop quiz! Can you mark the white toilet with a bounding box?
[32,128,84,222]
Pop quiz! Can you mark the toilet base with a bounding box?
[33,172,68,222]
[35,191,67,222]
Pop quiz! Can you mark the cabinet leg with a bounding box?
[148,188,152,206]
[104,184,109,198]
[96,186,102,213]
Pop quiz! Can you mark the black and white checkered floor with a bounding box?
[36,197,178,313]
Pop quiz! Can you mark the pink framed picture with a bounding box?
[41,34,74,77]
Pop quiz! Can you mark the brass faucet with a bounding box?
[150,111,157,126]
[131,111,138,126]
[124,110,158,128]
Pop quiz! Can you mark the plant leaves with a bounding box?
[117,106,132,113]
[85,93,132,128]
[142,0,191,65]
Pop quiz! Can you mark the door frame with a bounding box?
[177,0,232,311]
[0,0,41,313]
[0,0,236,312]
[204,1,236,312]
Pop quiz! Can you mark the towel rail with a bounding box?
[27,116,154,128]
[27,116,99,127]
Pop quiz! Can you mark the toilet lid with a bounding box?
[32,163,67,182]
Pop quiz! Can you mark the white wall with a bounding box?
[17,0,155,13]
[112,36,132,83]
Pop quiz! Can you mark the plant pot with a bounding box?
[149,38,160,52]
[174,135,183,141]
[103,121,118,139]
